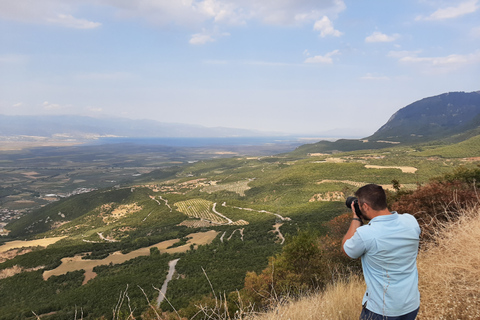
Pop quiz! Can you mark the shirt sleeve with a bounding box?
[403,213,421,237]
[343,229,366,259]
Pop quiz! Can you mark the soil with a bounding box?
[42,230,219,284]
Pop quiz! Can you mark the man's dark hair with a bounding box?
[355,184,388,210]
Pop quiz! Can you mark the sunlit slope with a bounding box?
[7,143,477,240]
[6,188,134,238]
[414,134,480,158]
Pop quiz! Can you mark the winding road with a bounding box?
[157,258,180,306]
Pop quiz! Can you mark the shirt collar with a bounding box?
[368,211,398,224]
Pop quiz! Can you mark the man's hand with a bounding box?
[351,202,360,218]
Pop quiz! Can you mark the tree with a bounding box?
[241,230,329,309]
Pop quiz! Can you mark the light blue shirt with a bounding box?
[343,212,421,316]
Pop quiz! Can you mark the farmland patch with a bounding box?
[175,199,229,224]
[0,236,66,253]
[101,203,143,224]
[202,179,252,196]
[309,191,345,202]
[365,165,417,173]
[42,230,219,284]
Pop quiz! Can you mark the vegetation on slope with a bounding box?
[368,91,480,143]
[0,136,479,319]
[414,134,480,158]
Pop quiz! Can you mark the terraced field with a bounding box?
[174,199,229,224]
[202,180,252,196]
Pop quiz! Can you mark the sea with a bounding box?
[88,136,329,148]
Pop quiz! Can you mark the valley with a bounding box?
[1,93,480,319]
[0,137,477,319]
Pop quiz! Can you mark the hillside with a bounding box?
[1,138,479,318]
[368,91,480,142]
[293,91,480,155]
[0,91,480,319]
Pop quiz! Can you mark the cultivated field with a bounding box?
[42,230,218,284]
[174,199,230,224]
[202,180,252,196]
[0,236,66,253]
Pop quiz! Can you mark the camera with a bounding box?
[345,196,364,219]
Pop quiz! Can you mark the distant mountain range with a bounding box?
[1,91,479,144]
[0,115,280,139]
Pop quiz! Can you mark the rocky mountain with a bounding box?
[368,91,480,142]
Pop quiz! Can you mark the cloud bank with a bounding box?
[417,0,479,21]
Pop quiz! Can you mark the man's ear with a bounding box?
[362,202,371,210]
[360,202,372,217]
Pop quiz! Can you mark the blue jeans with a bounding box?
[360,307,419,320]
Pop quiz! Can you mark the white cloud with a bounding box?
[13,102,23,108]
[0,1,101,29]
[417,0,479,21]
[392,50,480,73]
[239,0,346,26]
[0,0,347,28]
[190,32,215,45]
[47,14,101,29]
[42,101,64,110]
[365,31,400,43]
[304,49,340,64]
[196,0,244,24]
[313,16,343,37]
[87,106,103,113]
[189,28,230,45]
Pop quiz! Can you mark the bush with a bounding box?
[391,167,480,242]
[241,230,333,310]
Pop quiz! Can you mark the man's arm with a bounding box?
[341,203,363,255]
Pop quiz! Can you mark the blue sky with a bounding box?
[0,0,479,137]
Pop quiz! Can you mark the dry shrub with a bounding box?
[416,205,480,320]
[391,181,479,242]
[321,213,361,268]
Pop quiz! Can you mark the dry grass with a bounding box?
[245,205,480,320]
[249,275,364,320]
[416,205,480,319]
[0,236,66,253]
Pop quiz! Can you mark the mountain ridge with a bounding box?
[368,91,480,142]
[292,91,480,155]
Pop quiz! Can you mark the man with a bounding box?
[342,184,421,320]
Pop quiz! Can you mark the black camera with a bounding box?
[345,196,364,219]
